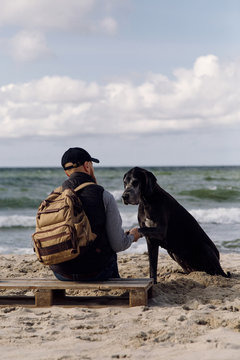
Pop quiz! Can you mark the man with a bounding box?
[50,147,142,281]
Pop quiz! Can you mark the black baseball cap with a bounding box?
[61,147,100,170]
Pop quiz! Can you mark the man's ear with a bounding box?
[143,170,157,197]
[82,161,90,172]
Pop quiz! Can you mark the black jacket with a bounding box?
[50,172,114,276]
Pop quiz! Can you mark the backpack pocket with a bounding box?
[37,204,70,228]
[32,224,79,265]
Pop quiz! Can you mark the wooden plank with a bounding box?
[129,289,148,307]
[0,279,153,291]
[35,289,53,307]
[0,278,153,308]
[0,279,153,292]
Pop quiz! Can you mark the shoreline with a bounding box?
[0,252,240,359]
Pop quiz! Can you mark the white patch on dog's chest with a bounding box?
[145,217,157,227]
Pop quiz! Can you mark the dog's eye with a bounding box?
[132,180,138,187]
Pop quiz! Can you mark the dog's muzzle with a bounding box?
[122,192,130,205]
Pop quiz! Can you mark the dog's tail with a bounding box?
[223,270,231,278]
[213,265,231,278]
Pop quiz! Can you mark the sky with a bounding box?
[0,0,240,167]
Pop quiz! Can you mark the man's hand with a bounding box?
[128,227,143,242]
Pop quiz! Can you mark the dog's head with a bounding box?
[122,167,157,205]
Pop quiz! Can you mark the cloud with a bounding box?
[99,17,118,34]
[0,55,240,138]
[7,30,51,62]
[0,0,118,32]
[0,0,91,29]
[0,0,118,61]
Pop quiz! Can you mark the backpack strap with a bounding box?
[74,182,96,192]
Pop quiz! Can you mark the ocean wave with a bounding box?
[121,207,240,227]
[0,190,124,210]
[110,190,123,202]
[0,215,36,228]
[190,207,240,224]
[222,239,240,250]
[180,187,240,202]
[0,197,42,209]
[0,246,34,255]
[124,238,148,254]
[0,212,137,229]
[1,207,239,230]
[111,186,240,203]
[120,212,138,228]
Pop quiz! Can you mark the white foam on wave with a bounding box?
[1,207,239,229]
[120,207,240,227]
[120,212,138,228]
[123,238,168,255]
[0,210,137,229]
[0,215,35,228]
[190,207,240,224]
[124,239,147,254]
[110,190,123,202]
[0,246,34,255]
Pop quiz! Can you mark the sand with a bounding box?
[0,252,240,360]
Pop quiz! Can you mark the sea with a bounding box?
[0,166,239,255]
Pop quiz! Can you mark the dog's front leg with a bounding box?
[146,238,159,284]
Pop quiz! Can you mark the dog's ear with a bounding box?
[123,172,128,185]
[143,170,157,197]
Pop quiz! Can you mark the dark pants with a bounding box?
[53,254,120,282]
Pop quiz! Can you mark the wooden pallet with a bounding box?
[0,278,153,308]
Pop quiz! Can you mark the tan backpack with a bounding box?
[32,182,97,265]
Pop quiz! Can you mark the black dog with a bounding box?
[122,167,229,283]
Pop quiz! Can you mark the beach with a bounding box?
[0,252,240,360]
